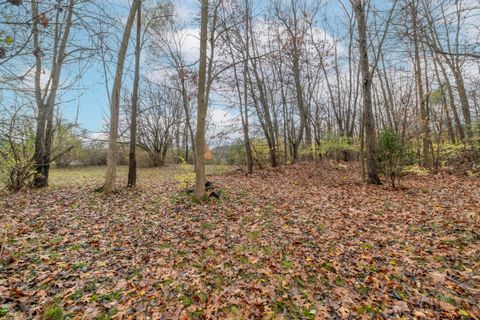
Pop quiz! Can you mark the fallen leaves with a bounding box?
[430,271,447,285]
[0,163,479,318]
[392,300,410,313]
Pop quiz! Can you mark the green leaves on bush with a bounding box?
[376,130,405,188]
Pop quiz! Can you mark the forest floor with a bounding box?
[1,162,479,319]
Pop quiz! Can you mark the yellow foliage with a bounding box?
[401,164,429,176]
[174,156,195,189]
[250,139,271,167]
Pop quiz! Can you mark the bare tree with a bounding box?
[409,0,432,168]
[194,0,209,199]
[128,3,142,188]
[136,81,180,166]
[351,0,381,184]
[31,0,75,187]
[103,0,141,195]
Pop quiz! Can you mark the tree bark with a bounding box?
[32,0,75,187]
[411,2,432,169]
[243,0,253,174]
[128,4,142,188]
[104,0,141,195]
[436,56,465,142]
[452,69,472,137]
[353,0,381,185]
[194,0,209,200]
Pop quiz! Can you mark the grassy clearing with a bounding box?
[48,164,233,187]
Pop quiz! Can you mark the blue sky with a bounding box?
[68,0,251,141]
[20,0,342,133]
[1,0,352,137]
[8,0,478,139]
[1,0,201,134]
[64,0,200,134]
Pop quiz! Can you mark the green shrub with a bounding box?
[250,139,272,168]
[376,130,405,188]
[318,135,359,161]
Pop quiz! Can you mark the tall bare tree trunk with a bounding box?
[411,3,432,169]
[104,0,141,195]
[453,69,472,137]
[432,54,456,144]
[243,68,253,174]
[243,0,253,174]
[292,51,310,160]
[436,55,465,142]
[31,0,48,188]
[179,77,195,163]
[353,0,381,185]
[32,0,75,188]
[194,0,209,200]
[128,4,142,188]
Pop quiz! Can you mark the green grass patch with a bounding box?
[202,222,215,230]
[356,304,378,316]
[334,277,345,286]
[357,286,371,296]
[189,309,205,319]
[68,244,82,251]
[437,293,456,305]
[71,289,83,301]
[180,295,193,307]
[43,299,65,320]
[247,230,261,240]
[0,306,9,317]
[72,261,88,271]
[320,262,335,273]
[281,259,294,269]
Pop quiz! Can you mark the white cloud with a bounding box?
[172,0,198,19]
[207,107,241,144]
[180,27,201,62]
[16,67,52,93]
